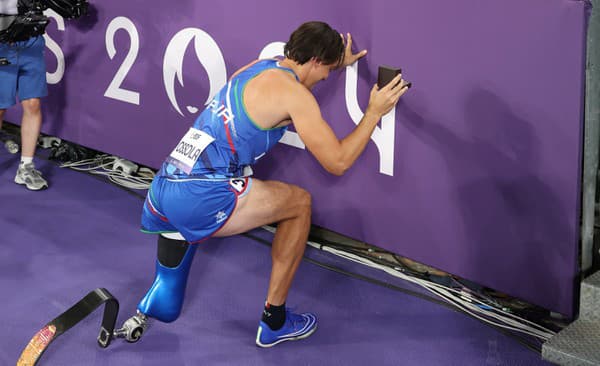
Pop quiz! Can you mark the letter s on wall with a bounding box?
[43,9,65,85]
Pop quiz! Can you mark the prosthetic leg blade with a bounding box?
[18,288,119,366]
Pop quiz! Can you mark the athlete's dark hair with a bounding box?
[284,21,345,67]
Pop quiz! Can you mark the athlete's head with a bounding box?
[284,21,345,68]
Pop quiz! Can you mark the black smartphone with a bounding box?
[378,66,401,88]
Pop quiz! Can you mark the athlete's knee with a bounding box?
[292,185,312,216]
[137,234,197,323]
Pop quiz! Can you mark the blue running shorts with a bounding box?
[141,176,252,243]
[0,36,48,109]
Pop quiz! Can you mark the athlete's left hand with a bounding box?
[341,33,367,68]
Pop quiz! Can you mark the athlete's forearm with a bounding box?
[338,108,382,173]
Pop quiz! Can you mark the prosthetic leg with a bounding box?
[114,234,197,342]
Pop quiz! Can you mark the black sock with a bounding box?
[261,302,286,330]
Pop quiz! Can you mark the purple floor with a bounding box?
[0,150,552,365]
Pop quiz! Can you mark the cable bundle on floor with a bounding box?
[259,225,557,351]
[59,155,154,190]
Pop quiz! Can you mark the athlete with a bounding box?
[137,21,410,347]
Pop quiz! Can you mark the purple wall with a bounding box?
[7,0,588,316]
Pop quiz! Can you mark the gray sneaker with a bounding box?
[14,163,48,190]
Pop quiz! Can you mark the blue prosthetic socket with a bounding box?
[137,235,197,323]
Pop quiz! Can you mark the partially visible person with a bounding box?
[0,0,48,190]
[134,21,410,348]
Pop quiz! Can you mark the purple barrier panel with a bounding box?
[5,0,588,316]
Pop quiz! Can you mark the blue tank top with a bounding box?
[159,59,297,179]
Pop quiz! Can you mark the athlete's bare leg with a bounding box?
[215,179,312,305]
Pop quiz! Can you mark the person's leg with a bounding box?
[214,179,317,347]
[17,36,46,159]
[114,179,194,342]
[136,234,197,323]
[142,178,312,315]
[20,97,42,158]
[133,178,314,346]
[215,179,312,306]
[14,97,47,190]
[13,35,48,190]
[116,232,197,342]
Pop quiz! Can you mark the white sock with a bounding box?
[20,156,33,166]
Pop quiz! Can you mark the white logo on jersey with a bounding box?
[207,99,234,124]
[215,211,228,224]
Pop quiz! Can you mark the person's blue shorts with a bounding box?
[141,176,252,243]
[0,36,48,109]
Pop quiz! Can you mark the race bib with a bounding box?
[167,128,215,174]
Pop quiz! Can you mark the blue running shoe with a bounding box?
[255,310,317,347]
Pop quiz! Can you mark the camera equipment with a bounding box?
[0,1,48,43]
[0,14,17,32]
[0,0,88,43]
[0,11,48,43]
[40,0,88,19]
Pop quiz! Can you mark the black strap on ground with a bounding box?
[17,288,119,366]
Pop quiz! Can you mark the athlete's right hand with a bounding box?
[366,74,410,118]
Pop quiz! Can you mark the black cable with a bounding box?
[312,229,561,332]
[342,247,427,280]
[244,232,452,306]
[242,231,543,354]
[306,236,437,281]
